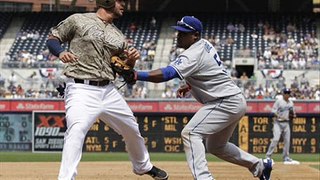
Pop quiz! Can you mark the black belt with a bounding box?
[276,120,289,123]
[74,78,110,86]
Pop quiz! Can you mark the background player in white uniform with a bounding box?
[46,0,168,179]
[266,88,300,165]
[132,16,274,180]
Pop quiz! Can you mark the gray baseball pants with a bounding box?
[181,93,264,180]
[266,120,291,160]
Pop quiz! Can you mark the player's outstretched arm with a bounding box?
[136,66,180,83]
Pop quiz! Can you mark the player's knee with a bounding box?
[271,136,280,142]
[181,128,189,139]
[67,123,89,138]
[181,128,193,148]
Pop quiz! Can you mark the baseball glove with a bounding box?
[111,56,136,85]
[288,107,295,121]
[56,83,66,97]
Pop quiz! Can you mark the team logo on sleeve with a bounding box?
[174,58,182,65]
[174,56,188,66]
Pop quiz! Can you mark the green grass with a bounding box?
[0,152,319,163]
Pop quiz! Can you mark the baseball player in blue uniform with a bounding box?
[46,0,168,179]
[266,88,300,165]
[131,16,274,180]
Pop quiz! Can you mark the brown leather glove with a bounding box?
[111,56,136,85]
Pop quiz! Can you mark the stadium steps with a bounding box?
[317,18,320,61]
[0,15,43,90]
[148,17,175,98]
[0,15,25,69]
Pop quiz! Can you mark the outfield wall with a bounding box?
[0,99,319,153]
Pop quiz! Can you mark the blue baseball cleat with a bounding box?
[259,158,274,180]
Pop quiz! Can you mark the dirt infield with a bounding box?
[0,161,319,180]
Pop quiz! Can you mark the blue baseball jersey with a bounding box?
[170,39,241,104]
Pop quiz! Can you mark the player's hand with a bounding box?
[278,115,286,120]
[124,47,140,67]
[177,84,191,98]
[275,113,282,119]
[59,51,78,63]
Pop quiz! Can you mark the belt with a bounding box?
[74,78,110,86]
[276,120,289,123]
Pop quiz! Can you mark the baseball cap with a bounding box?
[283,88,291,94]
[172,16,203,33]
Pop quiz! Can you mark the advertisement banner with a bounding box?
[32,111,66,152]
[1,100,319,113]
[12,101,61,112]
[0,101,10,111]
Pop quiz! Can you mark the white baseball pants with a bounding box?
[58,79,152,180]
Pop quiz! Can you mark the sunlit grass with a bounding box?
[0,152,319,162]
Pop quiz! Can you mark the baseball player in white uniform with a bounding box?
[266,88,300,165]
[46,0,168,179]
[132,16,273,180]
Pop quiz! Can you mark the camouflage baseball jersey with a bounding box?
[50,13,127,80]
[170,39,241,104]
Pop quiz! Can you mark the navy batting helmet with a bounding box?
[96,0,116,9]
[283,88,291,94]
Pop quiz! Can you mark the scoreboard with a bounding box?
[84,115,190,153]
[238,114,319,154]
[31,111,320,153]
[0,114,32,151]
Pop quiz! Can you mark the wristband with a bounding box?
[136,71,149,81]
[46,39,64,57]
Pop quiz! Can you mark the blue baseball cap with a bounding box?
[172,16,203,33]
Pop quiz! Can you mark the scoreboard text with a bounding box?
[32,112,319,153]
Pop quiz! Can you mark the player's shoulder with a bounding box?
[288,98,295,104]
[274,98,283,103]
[68,12,93,20]
[181,39,210,53]
[82,12,96,18]
[201,38,212,45]
[69,13,82,18]
[200,39,218,53]
[64,13,82,22]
